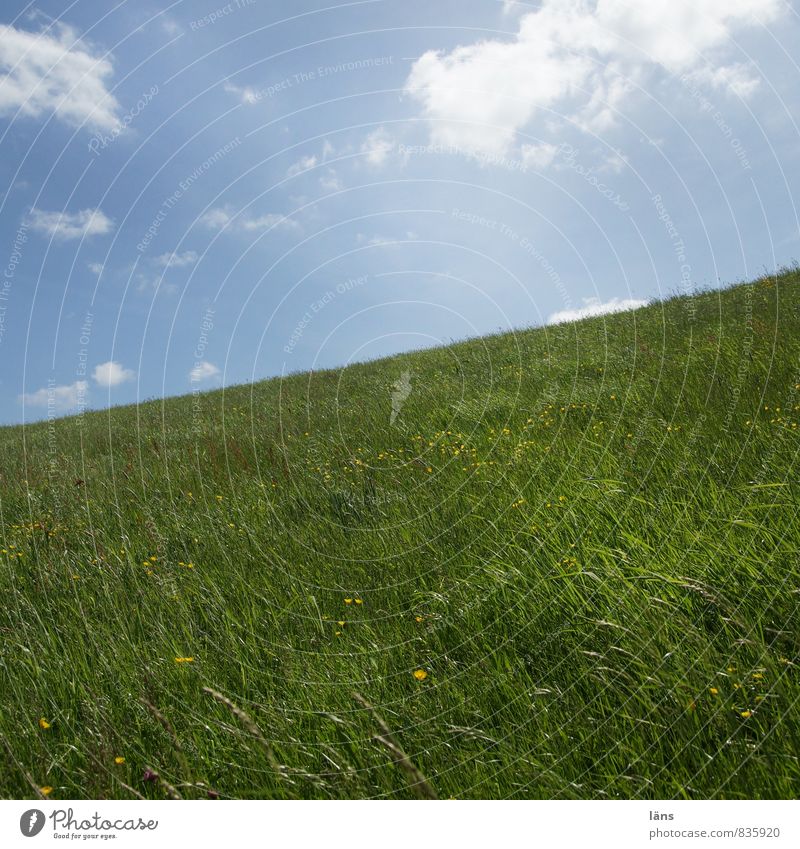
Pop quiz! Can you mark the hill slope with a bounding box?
[1,270,799,799]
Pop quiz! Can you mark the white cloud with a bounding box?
[189,361,220,383]
[20,380,88,411]
[153,250,198,268]
[87,261,104,275]
[319,169,343,191]
[287,154,317,177]
[160,17,183,37]
[521,142,560,169]
[199,207,233,229]
[405,0,782,154]
[687,63,762,98]
[28,207,113,241]
[321,139,336,160]
[92,360,135,387]
[135,272,177,295]
[224,81,260,105]
[361,127,394,166]
[598,148,629,174]
[548,296,647,325]
[0,23,120,131]
[357,231,419,247]
[200,205,297,233]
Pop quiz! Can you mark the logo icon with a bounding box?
[20,809,46,837]
[390,370,412,425]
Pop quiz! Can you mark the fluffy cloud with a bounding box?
[153,250,198,268]
[189,361,220,383]
[406,0,781,154]
[361,128,394,166]
[200,205,298,233]
[92,361,135,387]
[28,207,114,241]
[548,296,647,325]
[521,142,561,169]
[287,154,318,177]
[686,63,763,99]
[20,380,88,412]
[0,23,120,131]
[319,169,343,191]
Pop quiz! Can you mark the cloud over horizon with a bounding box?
[548,296,648,325]
[20,380,88,412]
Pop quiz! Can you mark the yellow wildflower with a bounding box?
[740,710,752,718]
[115,756,125,765]
[38,718,51,730]
[174,657,195,663]
[709,687,719,696]
[413,669,428,681]
[40,786,53,796]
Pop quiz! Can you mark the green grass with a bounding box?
[1,269,799,800]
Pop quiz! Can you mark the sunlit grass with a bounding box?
[1,270,798,799]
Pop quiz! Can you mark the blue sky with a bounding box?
[1,0,798,423]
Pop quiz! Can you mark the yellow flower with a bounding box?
[354,599,363,605]
[38,718,51,730]
[415,616,423,623]
[114,756,125,765]
[709,687,719,696]
[740,710,752,718]
[40,786,53,796]
[413,669,428,681]
[337,621,345,627]
[174,657,195,663]
[344,598,353,605]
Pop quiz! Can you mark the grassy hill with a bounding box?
[1,269,799,800]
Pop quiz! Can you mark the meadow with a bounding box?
[1,269,799,800]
